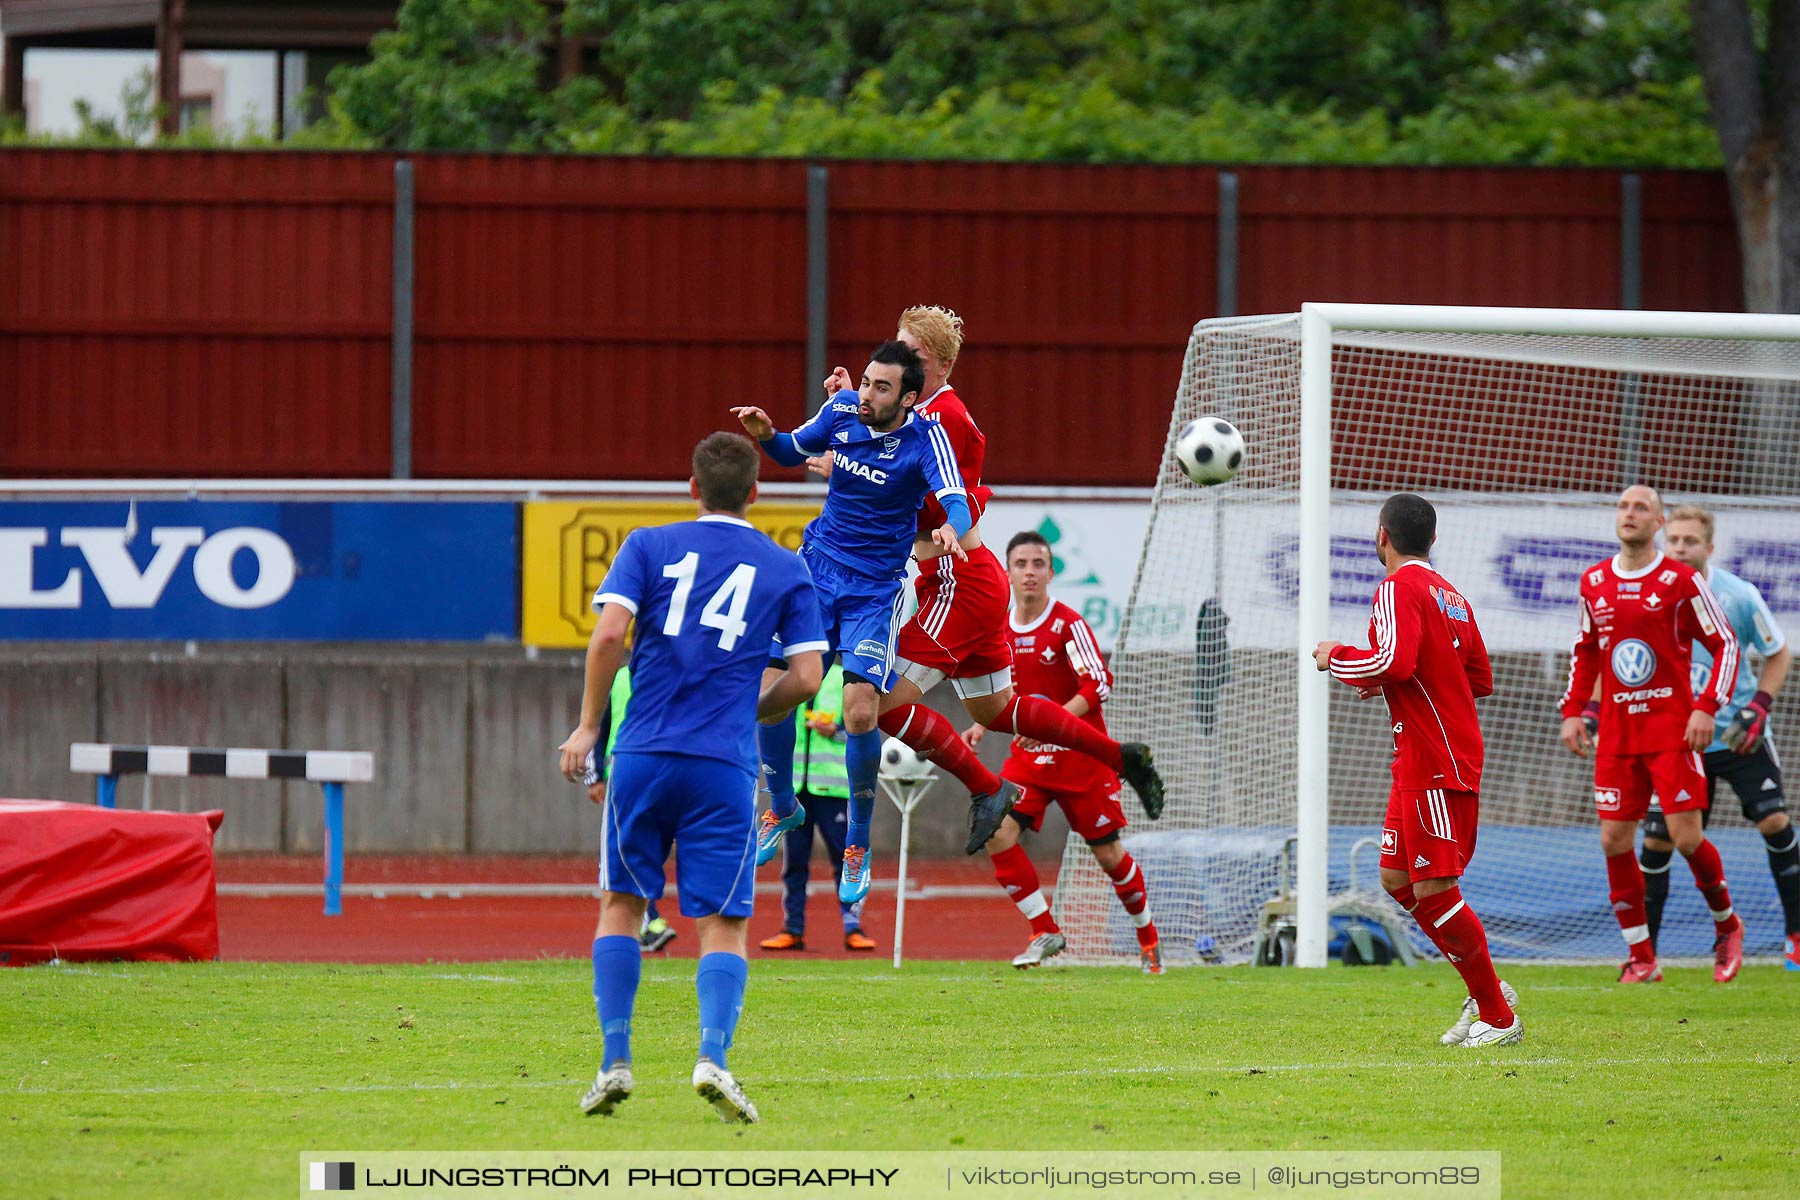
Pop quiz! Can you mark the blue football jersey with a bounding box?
[1690,566,1788,752]
[592,516,827,770]
[789,390,967,580]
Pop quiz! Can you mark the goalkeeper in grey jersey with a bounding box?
[1633,506,1796,969]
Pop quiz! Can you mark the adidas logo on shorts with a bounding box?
[1413,855,1431,869]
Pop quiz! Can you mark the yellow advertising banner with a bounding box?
[521,500,821,647]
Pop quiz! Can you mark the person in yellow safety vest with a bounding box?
[760,664,877,951]
[582,668,677,953]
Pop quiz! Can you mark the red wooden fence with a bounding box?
[0,149,1740,485]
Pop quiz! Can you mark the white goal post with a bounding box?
[1053,303,1800,969]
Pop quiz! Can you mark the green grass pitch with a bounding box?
[4,959,1792,1198]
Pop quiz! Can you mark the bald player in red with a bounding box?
[1315,492,1520,1048]
[1558,484,1744,984]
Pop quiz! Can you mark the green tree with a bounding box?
[322,0,550,150]
[1688,0,1799,312]
[299,0,1728,168]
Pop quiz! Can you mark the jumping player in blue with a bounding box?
[732,341,1012,904]
[558,432,826,1124]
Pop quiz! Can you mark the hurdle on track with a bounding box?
[69,743,375,916]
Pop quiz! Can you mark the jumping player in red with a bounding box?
[964,530,1163,973]
[800,307,1164,856]
[1558,485,1745,984]
[1315,493,1521,1047]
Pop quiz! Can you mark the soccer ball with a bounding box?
[1173,416,1246,485]
[879,737,933,781]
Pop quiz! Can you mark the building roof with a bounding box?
[1,2,401,50]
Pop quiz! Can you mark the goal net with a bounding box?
[1052,305,1800,966]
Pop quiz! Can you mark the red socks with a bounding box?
[1681,837,1737,925]
[987,694,1123,772]
[879,695,1126,795]
[1105,852,1158,948]
[880,704,1003,796]
[1605,851,1656,963]
[1412,886,1513,1027]
[991,845,1058,935]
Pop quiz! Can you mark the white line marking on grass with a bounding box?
[35,965,136,978]
[216,882,996,900]
[13,1080,584,1097]
[756,1054,1789,1086]
[13,1054,1787,1098]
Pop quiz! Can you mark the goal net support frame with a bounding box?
[1292,304,1800,967]
[1052,302,1800,969]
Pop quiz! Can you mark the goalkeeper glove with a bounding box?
[1722,691,1773,754]
[1580,700,1601,739]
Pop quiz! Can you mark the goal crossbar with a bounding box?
[1303,303,1800,342]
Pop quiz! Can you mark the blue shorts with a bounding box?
[770,542,905,692]
[600,751,758,919]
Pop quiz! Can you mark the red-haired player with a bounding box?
[1315,493,1520,1047]
[964,530,1163,972]
[1558,485,1745,984]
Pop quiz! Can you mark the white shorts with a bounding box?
[895,657,1012,700]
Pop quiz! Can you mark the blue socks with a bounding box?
[592,935,641,1069]
[599,935,750,1073]
[695,952,748,1069]
[759,718,799,820]
[845,728,880,849]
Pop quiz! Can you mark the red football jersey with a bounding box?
[913,385,994,584]
[1558,552,1737,755]
[1000,599,1118,793]
[1328,561,1492,792]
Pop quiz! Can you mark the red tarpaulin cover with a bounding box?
[0,800,223,965]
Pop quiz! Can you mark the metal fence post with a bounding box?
[1619,173,1642,310]
[392,159,416,480]
[1217,171,1239,318]
[1618,173,1643,483]
[806,165,830,414]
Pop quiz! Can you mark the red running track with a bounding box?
[215,855,1046,964]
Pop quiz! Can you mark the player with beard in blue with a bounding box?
[559,432,826,1124]
[732,341,1008,904]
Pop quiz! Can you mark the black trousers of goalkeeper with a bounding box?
[1641,740,1798,948]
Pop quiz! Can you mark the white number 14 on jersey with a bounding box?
[661,552,757,651]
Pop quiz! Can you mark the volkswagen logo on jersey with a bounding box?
[1611,639,1657,687]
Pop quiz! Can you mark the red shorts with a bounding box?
[1009,782,1128,843]
[1593,750,1708,822]
[895,545,1013,688]
[1381,787,1479,883]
